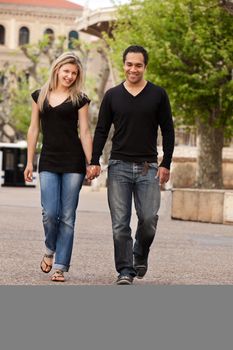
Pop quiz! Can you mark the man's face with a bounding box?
[123,52,146,84]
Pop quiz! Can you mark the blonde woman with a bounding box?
[24,52,92,282]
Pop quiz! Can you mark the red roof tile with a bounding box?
[0,0,83,10]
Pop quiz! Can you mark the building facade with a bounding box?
[0,0,93,69]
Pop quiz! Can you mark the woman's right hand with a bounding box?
[24,164,33,182]
[86,165,101,180]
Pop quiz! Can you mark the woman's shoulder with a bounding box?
[76,92,91,109]
[80,92,90,103]
[31,89,41,103]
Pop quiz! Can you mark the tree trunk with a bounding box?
[0,68,17,142]
[95,46,112,164]
[220,0,233,15]
[196,118,224,189]
[96,47,110,101]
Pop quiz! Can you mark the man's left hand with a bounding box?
[157,167,170,185]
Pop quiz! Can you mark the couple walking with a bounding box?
[24,45,174,284]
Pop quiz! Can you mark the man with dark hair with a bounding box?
[88,45,175,285]
[122,45,149,66]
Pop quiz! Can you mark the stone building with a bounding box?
[0,0,93,69]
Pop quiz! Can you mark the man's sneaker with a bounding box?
[116,274,134,285]
[134,256,148,279]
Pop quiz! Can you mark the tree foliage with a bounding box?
[109,0,233,134]
[10,73,31,137]
[107,0,233,188]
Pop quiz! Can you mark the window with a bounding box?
[4,150,15,171]
[0,25,5,45]
[44,28,54,44]
[68,30,79,49]
[19,27,29,45]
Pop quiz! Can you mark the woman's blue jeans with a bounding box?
[39,171,85,272]
[107,160,160,276]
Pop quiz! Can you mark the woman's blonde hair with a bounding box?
[37,52,84,111]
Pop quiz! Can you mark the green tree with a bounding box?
[108,0,233,188]
[10,73,31,137]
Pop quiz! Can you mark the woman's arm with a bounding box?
[24,101,40,182]
[79,103,101,180]
[79,103,93,165]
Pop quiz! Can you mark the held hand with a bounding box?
[24,165,33,182]
[157,167,170,185]
[86,165,101,181]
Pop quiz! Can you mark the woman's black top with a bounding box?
[31,89,90,174]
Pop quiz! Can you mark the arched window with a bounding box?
[44,28,54,43]
[19,26,29,45]
[0,25,5,45]
[68,30,79,49]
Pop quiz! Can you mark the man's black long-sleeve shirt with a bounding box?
[91,81,175,169]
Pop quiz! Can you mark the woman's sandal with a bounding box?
[51,270,65,282]
[40,254,53,273]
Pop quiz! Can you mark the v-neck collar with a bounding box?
[47,97,69,109]
[122,81,148,98]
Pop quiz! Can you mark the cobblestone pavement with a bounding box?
[0,186,232,285]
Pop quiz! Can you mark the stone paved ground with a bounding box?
[0,186,232,285]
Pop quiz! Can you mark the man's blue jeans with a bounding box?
[39,171,85,272]
[107,160,160,276]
